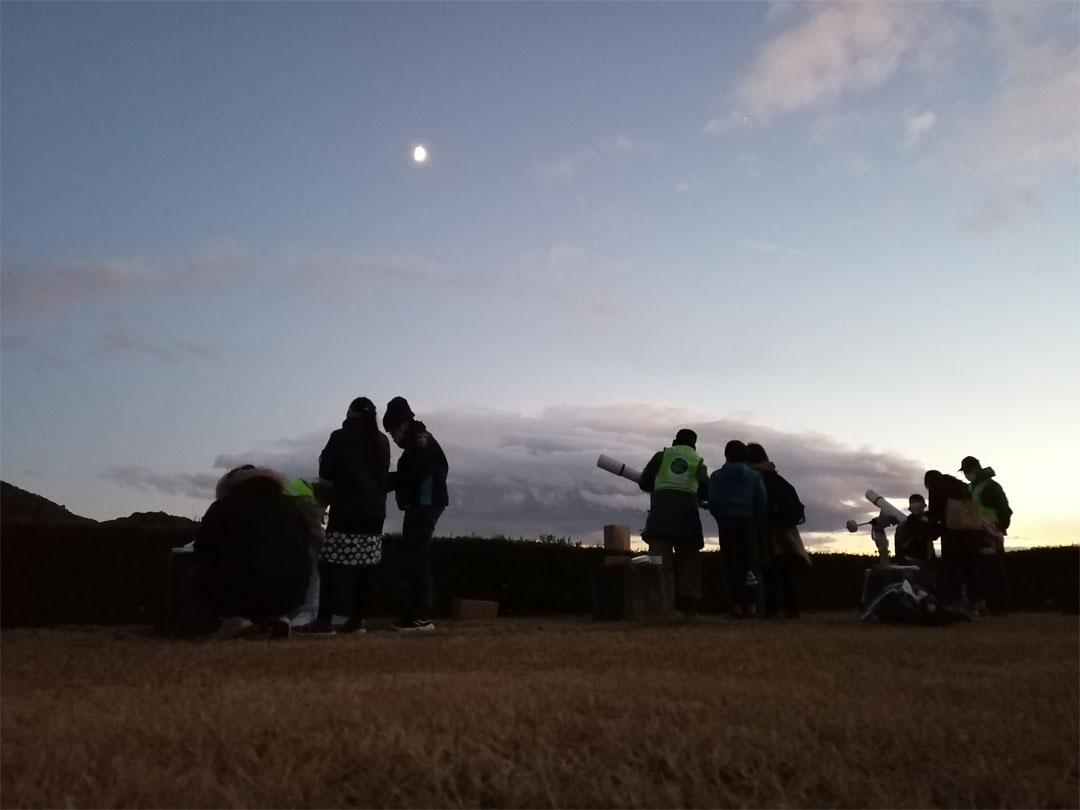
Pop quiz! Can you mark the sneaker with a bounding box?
[391,618,435,632]
[293,621,337,637]
[213,616,255,639]
[268,616,292,640]
[337,619,367,634]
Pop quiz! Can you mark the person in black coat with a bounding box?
[187,465,311,638]
[296,397,390,636]
[925,470,982,609]
[747,442,810,619]
[383,396,449,632]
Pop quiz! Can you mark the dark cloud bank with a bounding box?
[105,403,925,547]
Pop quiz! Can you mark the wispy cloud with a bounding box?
[114,401,926,544]
[99,327,222,364]
[903,110,938,146]
[707,2,953,132]
[101,466,220,500]
[1,243,256,317]
[540,134,655,181]
[740,239,806,258]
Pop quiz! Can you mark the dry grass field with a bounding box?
[2,615,1077,809]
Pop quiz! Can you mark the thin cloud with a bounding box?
[115,402,927,545]
[709,2,951,130]
[541,134,655,181]
[740,239,806,257]
[101,466,219,500]
[904,110,938,146]
[99,328,222,365]
[1,243,256,317]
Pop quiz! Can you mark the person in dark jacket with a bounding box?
[893,494,936,564]
[639,429,709,615]
[961,456,1011,615]
[296,397,390,636]
[383,396,449,632]
[925,470,982,610]
[709,440,768,618]
[187,465,311,639]
[746,443,810,619]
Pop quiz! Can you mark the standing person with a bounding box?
[925,470,982,611]
[960,456,1012,615]
[638,429,710,616]
[709,440,768,618]
[746,443,810,619]
[383,396,449,632]
[296,397,390,636]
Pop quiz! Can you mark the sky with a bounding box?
[2,1,1077,551]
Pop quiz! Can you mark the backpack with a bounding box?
[771,475,806,527]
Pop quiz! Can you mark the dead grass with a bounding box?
[2,615,1077,809]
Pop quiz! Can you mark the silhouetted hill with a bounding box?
[0,481,97,525]
[101,511,197,529]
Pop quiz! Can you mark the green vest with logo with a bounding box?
[653,446,702,495]
[285,477,315,499]
[970,480,996,521]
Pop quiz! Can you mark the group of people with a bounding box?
[184,396,450,638]
[639,430,810,619]
[894,457,1012,615]
[638,431,1013,618]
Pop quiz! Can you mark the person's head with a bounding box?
[215,465,285,500]
[924,469,942,489]
[382,396,415,445]
[724,440,748,463]
[959,455,982,482]
[347,397,376,420]
[746,443,769,465]
[673,428,697,449]
[909,493,926,516]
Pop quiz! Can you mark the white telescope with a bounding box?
[596,454,642,484]
[866,490,908,525]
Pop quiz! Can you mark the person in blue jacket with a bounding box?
[708,440,768,618]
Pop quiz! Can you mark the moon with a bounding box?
[413,145,428,163]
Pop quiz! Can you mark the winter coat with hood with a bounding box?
[389,420,450,512]
[319,414,391,535]
[193,466,311,618]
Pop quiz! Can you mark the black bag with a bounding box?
[771,475,806,527]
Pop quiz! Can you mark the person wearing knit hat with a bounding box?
[295,396,390,636]
[383,396,449,632]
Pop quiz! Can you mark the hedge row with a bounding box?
[1,522,1076,627]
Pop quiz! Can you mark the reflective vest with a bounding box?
[285,477,315,499]
[970,479,997,522]
[653,446,702,495]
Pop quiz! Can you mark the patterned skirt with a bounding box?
[319,531,382,567]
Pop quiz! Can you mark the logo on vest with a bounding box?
[669,458,690,475]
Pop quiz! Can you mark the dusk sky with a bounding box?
[2,1,1077,550]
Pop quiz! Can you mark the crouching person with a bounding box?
[185,465,312,639]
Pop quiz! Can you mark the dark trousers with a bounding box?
[717,516,762,613]
[940,530,982,604]
[764,555,802,618]
[400,507,442,621]
[316,561,373,623]
[977,548,1010,613]
[646,538,702,608]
